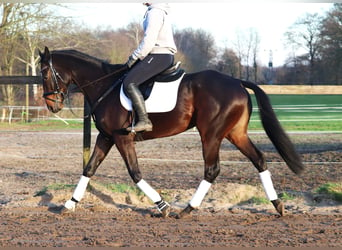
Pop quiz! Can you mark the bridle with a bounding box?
[41,59,67,104]
[41,55,128,116]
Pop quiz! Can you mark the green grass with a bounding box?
[34,182,143,198]
[316,182,342,202]
[248,120,342,131]
[47,183,77,190]
[250,196,269,205]
[34,183,76,197]
[101,183,143,196]
[239,196,269,205]
[249,94,342,131]
[279,191,296,201]
[259,94,342,106]
[0,120,86,131]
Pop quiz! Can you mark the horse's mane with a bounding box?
[51,49,126,75]
[52,49,107,68]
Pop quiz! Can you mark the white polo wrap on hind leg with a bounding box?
[137,179,162,203]
[189,180,212,208]
[64,175,90,210]
[259,170,278,201]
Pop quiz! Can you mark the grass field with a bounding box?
[249,94,342,131]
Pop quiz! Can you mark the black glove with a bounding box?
[126,55,138,68]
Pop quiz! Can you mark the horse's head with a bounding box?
[39,46,69,113]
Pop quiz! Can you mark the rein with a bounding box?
[76,65,128,116]
[89,74,126,115]
[78,65,128,91]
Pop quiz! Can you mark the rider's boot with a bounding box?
[126,84,153,132]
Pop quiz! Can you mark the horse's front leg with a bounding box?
[63,133,114,212]
[115,136,170,218]
[177,136,221,218]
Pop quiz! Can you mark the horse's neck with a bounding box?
[54,53,123,106]
[75,64,122,107]
[102,62,125,75]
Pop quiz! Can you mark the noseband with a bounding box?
[41,60,67,103]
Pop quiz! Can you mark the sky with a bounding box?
[60,2,334,67]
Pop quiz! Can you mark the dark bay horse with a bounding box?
[39,46,304,218]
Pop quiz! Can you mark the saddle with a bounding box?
[99,61,185,113]
[139,61,184,99]
[102,61,184,99]
[119,62,185,113]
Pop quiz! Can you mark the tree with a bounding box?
[320,3,342,84]
[125,21,143,47]
[284,13,323,84]
[0,3,71,106]
[232,28,260,81]
[250,28,260,82]
[216,48,240,77]
[174,28,216,72]
[0,3,33,107]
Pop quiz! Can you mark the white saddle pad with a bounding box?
[120,73,185,113]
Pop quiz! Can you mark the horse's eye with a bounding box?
[42,74,48,80]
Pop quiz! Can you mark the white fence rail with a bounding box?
[0,106,84,124]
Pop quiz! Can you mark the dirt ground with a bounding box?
[0,129,341,247]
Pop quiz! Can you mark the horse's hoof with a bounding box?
[48,205,64,214]
[61,206,76,215]
[48,205,74,215]
[176,205,195,219]
[272,199,285,216]
[161,205,171,218]
[156,200,170,218]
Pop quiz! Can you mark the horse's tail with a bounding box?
[241,80,304,175]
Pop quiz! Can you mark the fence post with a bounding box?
[25,84,29,122]
[83,99,91,168]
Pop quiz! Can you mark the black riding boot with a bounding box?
[126,84,153,132]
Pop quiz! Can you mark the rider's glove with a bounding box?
[126,55,138,68]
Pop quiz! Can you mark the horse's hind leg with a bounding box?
[227,130,284,216]
[63,133,114,212]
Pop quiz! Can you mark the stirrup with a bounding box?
[126,120,153,133]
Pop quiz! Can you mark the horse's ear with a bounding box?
[38,49,43,58]
[43,46,51,61]
[44,46,49,55]
[38,47,51,61]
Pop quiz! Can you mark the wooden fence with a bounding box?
[0,76,42,85]
[0,76,91,167]
[254,85,342,95]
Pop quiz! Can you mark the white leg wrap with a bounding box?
[72,175,90,201]
[64,199,76,211]
[259,170,278,201]
[189,180,212,208]
[137,179,162,203]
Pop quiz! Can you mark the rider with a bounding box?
[124,3,177,132]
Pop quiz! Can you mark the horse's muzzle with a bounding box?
[47,104,62,113]
[44,94,64,113]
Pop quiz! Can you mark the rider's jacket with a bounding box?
[131,3,177,60]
